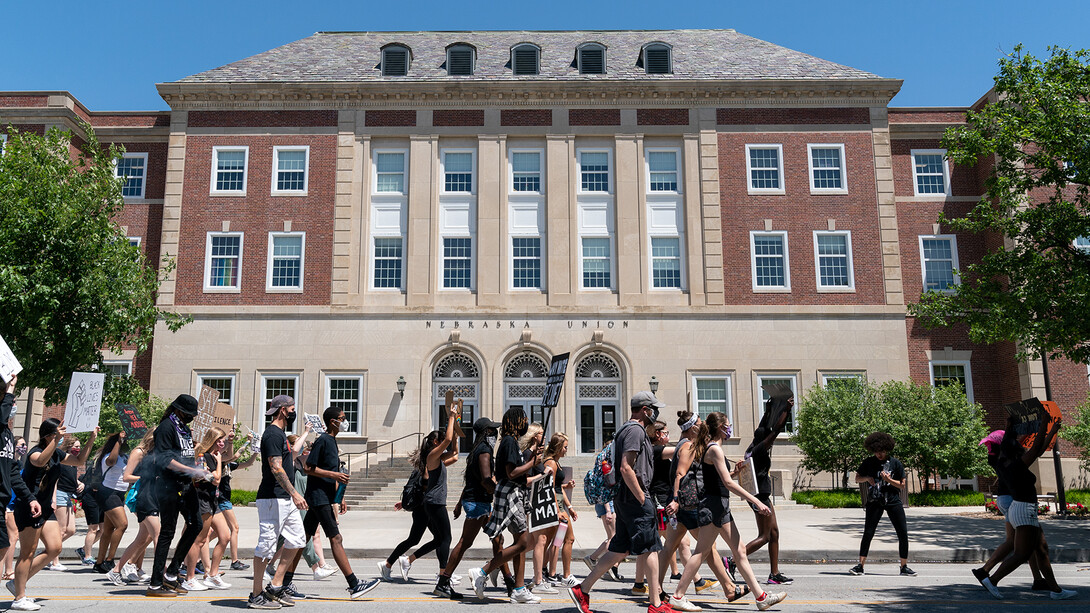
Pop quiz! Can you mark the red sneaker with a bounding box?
[648,600,674,613]
[567,585,591,613]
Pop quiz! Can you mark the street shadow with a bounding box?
[844,581,1084,613]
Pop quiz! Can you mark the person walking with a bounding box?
[740,392,792,585]
[44,439,80,572]
[848,432,915,578]
[567,391,669,613]
[108,429,158,585]
[92,432,130,574]
[219,432,256,572]
[179,427,232,591]
[0,376,38,608]
[544,432,578,588]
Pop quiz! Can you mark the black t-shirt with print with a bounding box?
[495,436,524,486]
[257,424,295,500]
[857,455,905,506]
[304,432,340,507]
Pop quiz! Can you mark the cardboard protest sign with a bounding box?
[115,404,148,440]
[759,382,794,434]
[63,372,105,433]
[0,334,22,384]
[211,402,235,435]
[1008,398,1063,451]
[244,426,261,454]
[442,390,466,439]
[191,385,221,444]
[303,412,324,432]
[529,472,559,532]
[736,456,759,497]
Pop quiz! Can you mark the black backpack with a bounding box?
[400,469,425,511]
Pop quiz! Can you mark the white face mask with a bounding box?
[338,419,350,433]
[9,402,16,420]
[486,434,498,448]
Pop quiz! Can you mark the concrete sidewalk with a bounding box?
[65,503,1090,564]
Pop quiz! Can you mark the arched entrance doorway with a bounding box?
[575,352,622,454]
[432,352,479,453]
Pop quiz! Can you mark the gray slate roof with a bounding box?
[175,30,883,84]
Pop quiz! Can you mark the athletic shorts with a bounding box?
[1007,500,1040,528]
[13,498,54,531]
[254,498,306,560]
[197,491,219,517]
[608,494,662,557]
[462,500,491,520]
[303,503,340,540]
[82,490,103,525]
[0,511,8,549]
[676,509,700,531]
[218,500,234,512]
[748,492,772,513]
[594,502,614,518]
[96,486,126,513]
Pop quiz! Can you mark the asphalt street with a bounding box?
[11,561,1087,612]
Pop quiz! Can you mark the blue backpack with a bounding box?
[583,442,617,505]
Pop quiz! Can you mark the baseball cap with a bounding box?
[266,394,295,416]
[630,391,665,410]
[472,417,501,434]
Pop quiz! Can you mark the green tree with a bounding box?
[0,125,188,404]
[1061,398,1090,476]
[909,45,1090,365]
[794,378,879,488]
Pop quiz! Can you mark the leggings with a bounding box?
[151,485,203,586]
[387,503,451,568]
[859,502,909,558]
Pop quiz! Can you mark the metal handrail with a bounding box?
[342,432,422,477]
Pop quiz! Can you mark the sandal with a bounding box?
[727,584,751,602]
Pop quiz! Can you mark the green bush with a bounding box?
[792,488,986,508]
[909,489,986,507]
[1061,401,1090,476]
[232,490,257,506]
[1066,489,1090,505]
[791,489,862,508]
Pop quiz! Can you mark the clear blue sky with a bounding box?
[2,0,1087,111]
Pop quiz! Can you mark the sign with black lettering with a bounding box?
[529,472,559,532]
[541,353,570,410]
[115,404,148,440]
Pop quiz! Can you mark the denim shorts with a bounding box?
[594,502,614,518]
[55,490,74,508]
[219,500,234,512]
[462,499,492,520]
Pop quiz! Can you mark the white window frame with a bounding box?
[756,373,799,436]
[820,371,866,387]
[644,147,681,194]
[918,234,961,293]
[813,230,855,291]
[323,374,365,436]
[578,148,613,194]
[1075,236,1090,254]
[579,236,614,291]
[441,149,476,195]
[266,231,305,293]
[911,148,951,197]
[689,373,734,428]
[745,144,785,195]
[749,231,790,292]
[0,134,6,155]
[210,146,249,196]
[373,149,408,195]
[508,148,544,195]
[929,360,974,404]
[260,373,301,434]
[197,373,237,406]
[115,152,148,200]
[127,236,142,248]
[271,146,309,195]
[102,360,132,378]
[807,143,847,194]
[203,232,243,293]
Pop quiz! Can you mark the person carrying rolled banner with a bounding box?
[739,385,793,586]
[848,432,915,578]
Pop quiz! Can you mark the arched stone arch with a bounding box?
[569,344,631,454]
[423,343,487,453]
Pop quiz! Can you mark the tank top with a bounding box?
[101,454,129,492]
[701,442,730,507]
[423,461,447,506]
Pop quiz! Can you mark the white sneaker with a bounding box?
[122,562,138,576]
[203,574,232,590]
[435,572,461,585]
[10,597,40,611]
[557,575,578,588]
[46,562,67,571]
[671,595,702,612]
[138,570,151,583]
[1051,589,1077,600]
[982,578,1002,600]
[106,570,125,586]
[377,562,392,581]
[468,567,487,599]
[313,566,337,581]
[182,578,209,591]
[756,591,787,611]
[532,582,559,594]
[398,556,412,581]
[511,587,541,604]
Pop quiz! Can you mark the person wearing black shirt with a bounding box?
[849,432,914,577]
[0,377,37,606]
[12,417,97,610]
[741,394,792,585]
[44,439,80,571]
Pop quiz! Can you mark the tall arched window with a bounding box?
[574,352,622,453]
[433,352,480,452]
[503,353,549,429]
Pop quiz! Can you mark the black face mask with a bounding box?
[285,410,297,429]
[177,410,195,425]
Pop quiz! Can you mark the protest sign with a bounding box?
[244,426,261,454]
[0,334,22,384]
[529,472,559,532]
[541,352,570,431]
[211,402,235,435]
[1010,399,1063,451]
[63,372,105,433]
[191,385,221,444]
[736,456,759,497]
[303,412,324,432]
[115,404,148,440]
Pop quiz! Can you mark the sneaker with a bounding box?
[449,574,461,586]
[195,562,206,575]
[138,570,152,583]
[1050,589,1077,600]
[489,568,501,587]
[93,561,112,574]
[377,562,392,581]
[106,570,126,586]
[670,573,682,582]
[122,563,138,577]
[607,567,624,582]
[756,591,787,611]
[468,567,487,599]
[313,566,336,581]
[848,564,865,576]
[568,585,591,613]
[122,570,142,584]
[10,597,41,611]
[582,555,596,572]
[534,582,559,594]
[669,595,702,612]
[398,555,412,581]
[695,578,718,593]
[648,602,672,613]
[557,575,579,588]
[511,587,541,603]
[247,591,282,609]
[182,578,209,591]
[282,583,307,600]
[82,557,96,566]
[767,573,793,585]
[899,565,917,577]
[231,560,251,571]
[266,586,295,607]
[145,585,178,598]
[46,561,67,571]
[162,578,188,595]
[320,562,335,571]
[972,567,988,586]
[204,575,232,590]
[349,578,381,599]
[631,583,648,595]
[434,581,464,600]
[981,577,1002,599]
[76,547,85,560]
[178,563,187,576]
[724,555,737,581]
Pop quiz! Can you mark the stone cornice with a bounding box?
[155,78,903,110]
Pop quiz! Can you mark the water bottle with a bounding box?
[333,461,349,504]
[552,517,568,547]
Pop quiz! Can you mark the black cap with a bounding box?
[169,393,199,417]
[473,417,501,434]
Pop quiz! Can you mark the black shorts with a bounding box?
[748,493,772,513]
[197,491,219,517]
[0,511,8,549]
[303,503,340,540]
[82,489,103,525]
[676,509,700,531]
[14,498,54,531]
[706,497,732,527]
[96,486,126,513]
[608,494,662,557]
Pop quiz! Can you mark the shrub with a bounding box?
[1065,489,1090,505]
[1065,502,1088,516]
[1061,401,1090,476]
[909,489,986,507]
[791,489,862,508]
[232,490,257,506]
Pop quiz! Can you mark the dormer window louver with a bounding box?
[382,47,409,76]
[447,46,474,76]
[512,45,540,75]
[578,45,605,74]
[644,44,671,74]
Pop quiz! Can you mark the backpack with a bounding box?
[400,469,425,511]
[583,442,620,505]
[677,463,703,511]
[605,421,643,488]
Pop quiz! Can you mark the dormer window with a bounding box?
[578,43,606,75]
[382,45,411,76]
[512,43,540,76]
[643,43,672,74]
[447,44,475,76]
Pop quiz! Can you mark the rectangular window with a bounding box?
[1076,236,1090,253]
[262,375,299,432]
[930,361,973,403]
[912,149,950,196]
[919,235,960,292]
[651,237,682,289]
[102,361,132,378]
[442,237,473,289]
[443,151,474,193]
[198,374,236,406]
[510,151,542,193]
[745,144,784,193]
[808,144,846,193]
[691,375,732,423]
[814,231,854,290]
[750,231,789,291]
[273,147,308,194]
[325,375,363,435]
[373,237,403,289]
[374,151,407,194]
[512,237,542,289]
[581,237,612,289]
[757,374,798,433]
[579,151,611,193]
[267,233,304,291]
[211,147,248,194]
[646,150,678,192]
[204,233,243,291]
[821,372,865,389]
[116,153,148,199]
